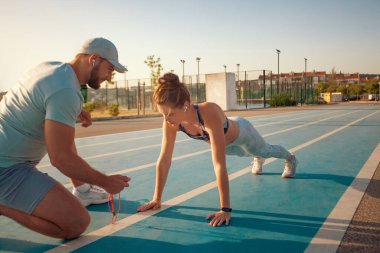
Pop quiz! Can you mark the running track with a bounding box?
[0,104,379,253]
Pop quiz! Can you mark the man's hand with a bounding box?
[206,210,231,227]
[78,110,92,127]
[103,175,131,194]
[137,199,161,212]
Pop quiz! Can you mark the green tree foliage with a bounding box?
[83,102,97,112]
[327,85,338,93]
[364,80,380,94]
[109,104,120,116]
[315,83,329,93]
[349,84,364,95]
[144,55,163,89]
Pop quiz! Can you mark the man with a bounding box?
[0,38,130,239]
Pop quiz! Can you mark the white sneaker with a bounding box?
[251,157,265,175]
[282,155,298,178]
[72,183,109,207]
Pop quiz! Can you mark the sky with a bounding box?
[0,0,379,91]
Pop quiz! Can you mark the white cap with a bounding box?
[78,37,127,73]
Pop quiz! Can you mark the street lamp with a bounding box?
[304,58,307,103]
[237,63,240,83]
[378,82,380,101]
[276,49,281,93]
[180,59,185,83]
[223,65,227,73]
[196,57,201,103]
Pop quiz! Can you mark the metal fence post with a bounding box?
[263,70,266,108]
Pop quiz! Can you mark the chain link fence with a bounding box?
[81,70,318,115]
[235,70,317,108]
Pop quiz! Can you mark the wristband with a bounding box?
[221,207,232,212]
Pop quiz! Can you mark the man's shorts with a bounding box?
[0,162,56,214]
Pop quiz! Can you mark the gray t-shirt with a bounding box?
[0,62,83,167]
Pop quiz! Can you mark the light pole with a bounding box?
[237,64,241,101]
[378,82,380,101]
[196,57,201,103]
[223,65,227,73]
[276,49,281,93]
[180,60,185,83]
[180,59,185,83]
[304,58,307,103]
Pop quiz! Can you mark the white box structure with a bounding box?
[205,73,238,110]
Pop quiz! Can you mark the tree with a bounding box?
[327,67,337,85]
[144,55,163,90]
[364,80,380,94]
[327,84,338,93]
[145,55,163,111]
[315,83,329,93]
[349,84,364,96]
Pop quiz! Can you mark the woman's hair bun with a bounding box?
[158,72,180,86]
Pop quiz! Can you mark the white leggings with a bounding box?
[226,117,291,159]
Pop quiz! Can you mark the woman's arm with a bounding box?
[137,120,177,212]
[201,103,232,226]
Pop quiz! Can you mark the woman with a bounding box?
[137,73,297,226]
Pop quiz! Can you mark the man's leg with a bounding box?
[70,144,108,206]
[0,182,90,239]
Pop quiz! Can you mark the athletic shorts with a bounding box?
[0,162,56,214]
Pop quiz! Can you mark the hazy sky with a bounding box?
[0,0,379,91]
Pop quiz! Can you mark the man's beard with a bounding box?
[87,66,101,90]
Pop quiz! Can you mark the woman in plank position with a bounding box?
[137,73,297,226]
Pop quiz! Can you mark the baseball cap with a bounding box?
[78,37,127,73]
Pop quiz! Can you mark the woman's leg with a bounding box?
[240,120,296,177]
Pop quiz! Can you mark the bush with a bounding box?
[269,93,297,107]
[109,104,120,116]
[305,96,327,105]
[83,102,97,112]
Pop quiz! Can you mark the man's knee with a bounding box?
[62,209,90,239]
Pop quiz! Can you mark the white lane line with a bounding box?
[76,126,162,141]
[62,149,211,188]
[37,139,190,170]
[253,110,334,128]
[245,110,311,123]
[45,110,379,253]
[76,134,162,148]
[264,110,355,137]
[305,143,380,253]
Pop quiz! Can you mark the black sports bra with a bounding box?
[178,104,229,141]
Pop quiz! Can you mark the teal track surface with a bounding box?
[0,104,379,253]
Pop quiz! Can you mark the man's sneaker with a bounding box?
[251,157,265,175]
[72,183,109,207]
[282,155,298,178]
